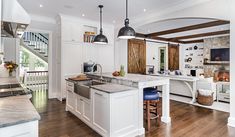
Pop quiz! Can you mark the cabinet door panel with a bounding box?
[75,95,82,117]
[66,91,75,110]
[92,90,109,134]
[82,98,91,123]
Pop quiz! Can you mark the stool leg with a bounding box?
[146,100,150,131]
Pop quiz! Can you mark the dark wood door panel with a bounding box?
[168,44,179,71]
[128,39,146,74]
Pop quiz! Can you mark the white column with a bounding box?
[228,0,235,127]
[161,79,171,123]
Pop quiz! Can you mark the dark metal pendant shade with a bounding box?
[93,33,108,44]
[118,0,136,39]
[93,5,108,44]
[118,19,136,39]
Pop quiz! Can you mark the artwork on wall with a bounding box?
[183,44,204,70]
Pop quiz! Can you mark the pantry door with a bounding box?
[128,39,146,74]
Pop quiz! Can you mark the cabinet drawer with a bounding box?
[218,94,230,102]
[66,81,74,92]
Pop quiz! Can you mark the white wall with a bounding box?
[179,43,204,76]
[146,42,168,73]
[0,38,20,78]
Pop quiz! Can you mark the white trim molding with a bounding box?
[228,117,235,127]
[26,28,55,99]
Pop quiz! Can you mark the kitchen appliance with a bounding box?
[83,61,97,73]
[1,0,31,38]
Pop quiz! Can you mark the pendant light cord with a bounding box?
[125,0,129,26]
[126,0,128,19]
[99,5,103,34]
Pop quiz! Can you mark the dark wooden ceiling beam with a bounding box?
[168,30,230,40]
[147,20,230,37]
[136,33,184,43]
[136,33,204,44]
[181,39,204,44]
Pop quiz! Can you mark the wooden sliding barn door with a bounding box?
[128,39,146,74]
[168,44,179,71]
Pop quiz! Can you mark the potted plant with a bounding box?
[4,61,18,77]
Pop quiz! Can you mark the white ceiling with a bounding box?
[18,0,202,25]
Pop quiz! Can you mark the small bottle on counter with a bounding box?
[120,65,125,77]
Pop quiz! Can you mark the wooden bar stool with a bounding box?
[143,88,160,131]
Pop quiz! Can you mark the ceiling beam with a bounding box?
[168,30,230,40]
[181,39,204,44]
[147,20,230,37]
[136,33,205,44]
[136,33,184,43]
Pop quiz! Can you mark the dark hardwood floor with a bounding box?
[31,91,235,137]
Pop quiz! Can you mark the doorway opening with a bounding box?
[158,47,166,71]
[20,31,50,101]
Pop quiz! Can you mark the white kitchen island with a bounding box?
[66,73,170,137]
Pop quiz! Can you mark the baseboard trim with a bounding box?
[228,117,235,127]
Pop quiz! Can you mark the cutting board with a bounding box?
[68,77,91,81]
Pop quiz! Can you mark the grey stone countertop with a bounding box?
[0,95,40,128]
[87,72,169,83]
[91,83,137,93]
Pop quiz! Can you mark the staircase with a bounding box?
[21,32,48,62]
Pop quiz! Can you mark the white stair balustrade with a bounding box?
[23,70,48,91]
[21,32,49,62]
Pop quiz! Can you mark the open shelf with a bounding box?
[203,62,230,65]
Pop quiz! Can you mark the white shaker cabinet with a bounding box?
[61,21,83,43]
[81,98,92,124]
[91,88,139,137]
[92,90,110,136]
[66,81,75,111]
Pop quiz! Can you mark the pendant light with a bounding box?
[93,5,108,44]
[118,0,136,39]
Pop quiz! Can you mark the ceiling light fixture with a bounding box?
[143,9,147,12]
[39,4,43,8]
[82,14,85,17]
[93,5,108,45]
[118,0,136,39]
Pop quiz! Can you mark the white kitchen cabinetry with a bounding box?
[61,21,83,43]
[75,95,82,117]
[66,81,75,111]
[66,81,92,126]
[91,89,139,137]
[0,121,38,137]
[66,81,140,137]
[59,15,115,100]
[92,90,110,135]
[81,98,91,123]
[216,82,230,103]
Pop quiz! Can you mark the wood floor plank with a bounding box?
[31,91,235,137]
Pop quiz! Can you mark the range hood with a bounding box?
[1,0,31,38]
